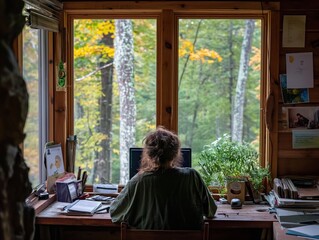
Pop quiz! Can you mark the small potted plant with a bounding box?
[198,134,270,201]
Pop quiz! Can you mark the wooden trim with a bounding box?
[63,1,279,11]
[66,15,74,137]
[31,194,56,215]
[158,10,175,130]
[48,32,55,141]
[268,9,280,179]
[53,31,68,164]
[12,35,23,72]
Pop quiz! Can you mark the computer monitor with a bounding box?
[129,147,192,179]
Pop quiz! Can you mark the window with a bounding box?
[72,18,157,184]
[66,3,277,185]
[22,26,48,187]
[178,18,262,167]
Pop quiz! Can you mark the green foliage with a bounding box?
[198,134,270,191]
[22,26,40,187]
[178,19,261,154]
[73,19,157,183]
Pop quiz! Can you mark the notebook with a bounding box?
[63,199,102,216]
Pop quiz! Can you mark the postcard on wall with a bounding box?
[282,15,306,48]
[292,129,319,149]
[282,106,319,129]
[280,74,309,104]
[286,52,314,89]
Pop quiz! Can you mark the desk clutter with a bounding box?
[273,176,319,200]
[55,167,88,202]
[274,207,319,239]
[61,195,115,216]
[272,176,319,239]
[62,199,108,216]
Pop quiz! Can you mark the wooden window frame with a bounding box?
[62,1,279,179]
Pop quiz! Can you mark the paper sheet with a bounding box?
[286,52,314,88]
[283,15,306,48]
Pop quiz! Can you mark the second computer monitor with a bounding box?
[129,147,192,179]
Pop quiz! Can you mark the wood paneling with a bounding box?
[277,0,319,178]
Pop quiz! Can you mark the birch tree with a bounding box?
[232,19,255,143]
[114,19,136,184]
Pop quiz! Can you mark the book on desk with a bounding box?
[272,177,319,239]
[62,199,105,216]
[273,176,319,203]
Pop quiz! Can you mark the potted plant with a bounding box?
[198,134,270,200]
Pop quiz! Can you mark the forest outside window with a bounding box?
[22,26,48,188]
[72,18,157,184]
[178,18,261,165]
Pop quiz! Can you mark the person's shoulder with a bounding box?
[130,171,154,183]
[175,167,199,176]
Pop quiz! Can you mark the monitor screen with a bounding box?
[129,147,192,179]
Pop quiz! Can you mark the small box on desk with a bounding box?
[93,184,118,194]
[56,179,82,202]
[227,181,246,204]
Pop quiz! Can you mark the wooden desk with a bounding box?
[35,202,276,240]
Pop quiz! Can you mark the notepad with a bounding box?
[276,208,319,224]
[64,199,102,216]
[286,224,319,239]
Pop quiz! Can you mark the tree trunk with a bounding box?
[94,32,114,183]
[231,20,255,143]
[228,21,235,133]
[187,63,208,147]
[115,19,136,184]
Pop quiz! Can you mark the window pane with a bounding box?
[178,19,261,167]
[73,19,157,184]
[23,26,40,187]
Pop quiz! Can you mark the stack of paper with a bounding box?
[273,191,319,208]
[275,208,319,228]
[286,224,319,239]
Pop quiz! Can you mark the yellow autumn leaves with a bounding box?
[74,20,115,59]
[179,39,222,63]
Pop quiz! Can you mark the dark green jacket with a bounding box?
[110,167,217,230]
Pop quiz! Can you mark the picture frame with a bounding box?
[282,106,319,129]
[280,74,309,104]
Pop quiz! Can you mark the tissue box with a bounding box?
[56,179,82,202]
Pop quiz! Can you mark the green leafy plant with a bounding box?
[198,134,270,192]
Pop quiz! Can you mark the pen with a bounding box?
[77,167,82,180]
[82,171,87,184]
[82,171,88,193]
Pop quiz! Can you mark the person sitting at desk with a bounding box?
[110,126,217,230]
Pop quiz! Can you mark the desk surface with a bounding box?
[273,222,300,240]
[36,201,276,229]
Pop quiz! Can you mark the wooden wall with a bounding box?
[276,0,319,177]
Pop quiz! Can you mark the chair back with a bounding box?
[120,221,210,240]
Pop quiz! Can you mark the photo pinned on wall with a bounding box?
[282,106,319,129]
[280,74,309,104]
